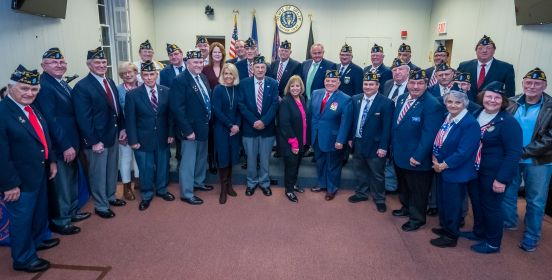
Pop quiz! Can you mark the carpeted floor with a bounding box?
[1,183,551,280]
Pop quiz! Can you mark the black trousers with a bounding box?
[283,152,303,192]
[352,145,386,203]
[395,165,434,225]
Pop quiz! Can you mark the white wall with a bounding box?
[429,0,552,93]
[0,0,100,84]
[129,0,156,62]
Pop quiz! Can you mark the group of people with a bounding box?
[0,33,551,273]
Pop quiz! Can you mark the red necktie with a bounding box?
[477,63,486,90]
[24,106,48,160]
[320,91,331,113]
[103,78,117,114]
[276,62,284,82]
[150,88,158,112]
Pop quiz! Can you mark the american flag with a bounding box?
[271,23,280,63]
[228,14,238,59]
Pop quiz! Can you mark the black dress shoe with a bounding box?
[36,238,60,251]
[50,224,81,235]
[432,227,446,236]
[273,151,281,158]
[325,191,337,201]
[426,207,438,216]
[376,203,387,213]
[392,208,410,217]
[156,192,175,201]
[261,187,272,196]
[401,221,424,232]
[71,212,91,223]
[348,194,369,203]
[293,185,305,193]
[430,235,458,248]
[194,185,214,191]
[13,258,50,273]
[139,200,151,211]
[95,209,116,219]
[181,196,203,205]
[270,179,279,185]
[109,199,127,207]
[285,192,298,203]
[311,186,327,192]
[245,187,256,196]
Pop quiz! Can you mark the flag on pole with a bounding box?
[306,19,314,59]
[271,20,280,63]
[228,14,239,59]
[251,12,258,46]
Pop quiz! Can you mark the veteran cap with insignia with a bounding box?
[253,55,265,65]
[523,67,547,82]
[139,40,153,50]
[10,65,40,85]
[390,57,408,69]
[398,43,411,53]
[341,43,353,53]
[280,40,291,49]
[371,44,384,53]
[186,49,203,60]
[87,46,106,60]
[476,35,496,49]
[435,62,452,72]
[196,36,209,45]
[409,69,427,80]
[42,47,64,59]
[363,72,379,82]
[141,61,156,72]
[435,43,448,54]
[325,69,340,79]
[482,81,507,95]
[166,43,181,55]
[244,37,257,48]
[454,72,471,83]
[449,83,465,94]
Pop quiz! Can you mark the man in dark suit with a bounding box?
[226,39,246,64]
[125,61,175,211]
[301,43,337,100]
[73,47,127,219]
[363,44,392,92]
[267,40,301,97]
[236,38,258,81]
[309,70,352,200]
[35,48,90,235]
[196,36,210,65]
[457,35,516,99]
[239,55,279,196]
[169,50,214,205]
[337,43,363,96]
[391,69,444,232]
[397,43,420,71]
[159,43,185,88]
[427,62,455,98]
[133,40,164,84]
[426,44,450,87]
[347,73,394,212]
[383,58,410,104]
[1,65,59,273]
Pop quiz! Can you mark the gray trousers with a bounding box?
[352,150,386,203]
[242,136,274,189]
[385,159,398,191]
[51,159,79,226]
[84,144,118,212]
[179,140,207,199]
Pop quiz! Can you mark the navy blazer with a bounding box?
[338,63,364,96]
[383,79,409,102]
[349,93,394,158]
[364,64,392,92]
[125,84,173,152]
[267,58,301,96]
[0,99,55,192]
[160,64,183,88]
[34,72,80,158]
[474,109,523,184]
[235,59,253,81]
[226,57,239,64]
[392,92,445,171]
[457,58,516,99]
[309,89,352,152]
[427,84,444,98]
[301,58,337,99]
[72,73,125,148]
[169,69,211,141]
[238,76,279,137]
[278,94,309,156]
[434,112,481,183]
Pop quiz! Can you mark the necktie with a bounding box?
[358,98,371,137]
[339,65,346,76]
[276,62,284,82]
[256,80,264,114]
[60,80,72,96]
[477,63,487,90]
[102,78,117,114]
[320,91,331,113]
[428,70,438,87]
[248,62,253,77]
[195,76,211,118]
[390,84,401,101]
[177,66,183,74]
[397,98,414,124]
[305,62,319,100]
[150,88,158,112]
[24,106,48,160]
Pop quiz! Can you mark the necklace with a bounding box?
[224,85,234,109]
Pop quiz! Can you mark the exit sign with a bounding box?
[438,21,447,34]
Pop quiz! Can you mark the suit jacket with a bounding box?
[238,76,279,137]
[72,73,125,148]
[364,64,392,92]
[267,58,302,96]
[34,72,80,158]
[457,58,516,99]
[309,89,352,152]
[160,64,184,88]
[235,59,254,81]
[0,98,56,192]
[169,69,211,141]
[349,93,394,158]
[427,84,444,98]
[278,94,308,156]
[392,92,445,171]
[226,57,240,64]
[383,79,409,102]
[408,61,420,71]
[425,66,436,81]
[125,84,173,152]
[301,58,337,99]
[338,63,364,96]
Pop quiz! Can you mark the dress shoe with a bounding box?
[13,258,50,273]
[270,179,279,185]
[71,212,91,223]
[325,191,337,201]
[227,186,238,197]
[293,185,305,193]
[426,207,438,216]
[156,192,175,201]
[109,199,126,207]
[392,208,409,217]
[470,242,500,254]
[95,209,116,219]
[376,203,387,213]
[261,187,272,196]
[430,236,458,248]
[245,187,256,196]
[518,241,537,252]
[273,151,281,158]
[36,238,60,251]
[181,196,203,205]
[385,190,399,195]
[139,200,151,211]
[459,231,483,241]
[310,186,327,192]
[348,194,368,203]
[285,191,298,203]
[401,221,424,232]
[50,224,81,235]
[194,185,214,191]
[123,182,135,201]
[431,227,446,236]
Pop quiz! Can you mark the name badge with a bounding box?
[411,116,421,122]
[344,77,351,84]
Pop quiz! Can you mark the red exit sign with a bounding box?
[438,21,447,34]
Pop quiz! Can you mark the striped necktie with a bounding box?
[150,88,158,112]
[397,98,414,124]
[256,80,264,114]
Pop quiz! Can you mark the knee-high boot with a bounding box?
[227,165,237,197]
[219,167,228,204]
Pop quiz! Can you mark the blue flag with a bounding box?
[251,14,258,46]
[271,23,280,62]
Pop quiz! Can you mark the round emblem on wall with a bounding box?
[275,5,303,34]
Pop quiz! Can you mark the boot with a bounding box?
[218,168,228,204]
[123,183,135,201]
[133,177,140,190]
[226,166,237,197]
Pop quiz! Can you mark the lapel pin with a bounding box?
[18,116,26,123]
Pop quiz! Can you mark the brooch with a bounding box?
[330,102,338,111]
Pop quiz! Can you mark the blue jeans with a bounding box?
[502,163,552,246]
